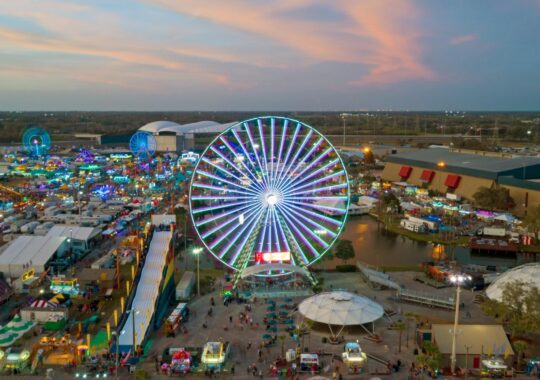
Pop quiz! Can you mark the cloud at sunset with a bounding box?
[450,34,478,45]
[0,0,538,110]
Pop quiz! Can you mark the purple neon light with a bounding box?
[196,169,259,195]
[287,156,339,190]
[278,146,334,192]
[275,128,313,188]
[274,123,301,185]
[227,207,266,266]
[276,137,323,191]
[281,202,338,237]
[277,203,330,248]
[284,170,346,194]
[243,122,268,189]
[275,206,315,263]
[208,204,262,251]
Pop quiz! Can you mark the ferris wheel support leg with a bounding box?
[275,214,318,288]
[231,218,265,290]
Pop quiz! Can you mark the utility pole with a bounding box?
[342,115,346,147]
[464,345,472,380]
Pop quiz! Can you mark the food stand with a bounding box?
[300,353,320,373]
[481,357,507,378]
[4,348,30,371]
[201,342,227,371]
[167,348,191,375]
[342,342,367,372]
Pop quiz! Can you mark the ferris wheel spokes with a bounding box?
[189,116,350,275]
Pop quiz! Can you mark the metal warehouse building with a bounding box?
[382,148,540,215]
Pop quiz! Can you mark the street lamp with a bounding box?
[449,273,471,375]
[78,190,83,222]
[111,331,119,379]
[436,161,445,194]
[192,247,203,297]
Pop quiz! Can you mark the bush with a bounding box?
[336,265,357,272]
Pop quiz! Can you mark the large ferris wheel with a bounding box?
[189,116,350,282]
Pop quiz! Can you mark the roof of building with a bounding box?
[486,263,540,302]
[387,148,540,180]
[431,324,513,356]
[46,225,102,241]
[139,121,182,134]
[139,120,237,136]
[0,235,67,270]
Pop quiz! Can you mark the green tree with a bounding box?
[524,205,540,233]
[381,191,400,213]
[473,185,515,211]
[334,239,355,264]
[513,340,528,370]
[278,335,287,358]
[416,342,442,377]
[481,280,540,337]
[363,149,375,165]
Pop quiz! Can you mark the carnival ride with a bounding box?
[189,116,349,287]
[22,127,51,157]
[201,341,228,371]
[117,231,173,353]
[129,132,156,160]
[342,341,367,370]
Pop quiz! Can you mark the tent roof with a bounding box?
[431,324,513,356]
[298,291,384,325]
[0,235,66,269]
[46,225,101,241]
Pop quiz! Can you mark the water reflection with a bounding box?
[331,215,537,270]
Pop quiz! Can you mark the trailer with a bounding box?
[176,272,195,301]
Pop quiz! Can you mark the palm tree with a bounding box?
[278,335,287,358]
[513,340,528,370]
[394,321,406,353]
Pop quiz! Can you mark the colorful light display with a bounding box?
[189,116,350,272]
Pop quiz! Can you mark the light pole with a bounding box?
[193,247,203,297]
[342,115,346,147]
[78,190,83,224]
[436,161,445,195]
[111,330,119,379]
[464,344,472,380]
[449,273,471,375]
[68,228,73,270]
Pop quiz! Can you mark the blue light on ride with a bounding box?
[22,127,51,157]
[129,131,156,159]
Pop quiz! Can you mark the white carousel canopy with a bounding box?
[298,291,384,326]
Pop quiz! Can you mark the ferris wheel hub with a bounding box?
[265,192,279,206]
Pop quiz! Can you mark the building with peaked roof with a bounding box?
[430,324,513,369]
[382,148,540,214]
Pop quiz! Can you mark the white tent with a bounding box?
[298,291,384,337]
[493,213,515,224]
